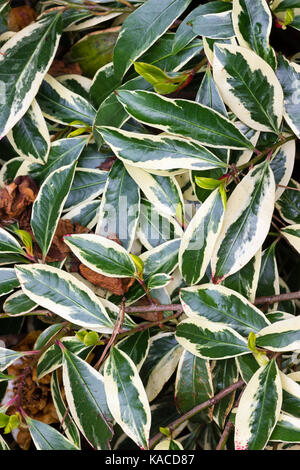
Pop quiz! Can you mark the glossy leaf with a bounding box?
[179,188,225,285]
[6,100,50,163]
[175,317,250,360]
[98,126,227,172]
[125,165,183,219]
[113,0,192,79]
[62,347,113,450]
[211,161,275,281]
[191,3,235,39]
[232,0,276,68]
[37,74,95,127]
[104,347,151,449]
[0,13,62,139]
[234,360,282,450]
[25,416,79,450]
[180,284,269,337]
[281,224,300,253]
[116,90,254,150]
[50,371,81,448]
[96,159,140,251]
[256,317,300,351]
[15,264,114,333]
[213,44,283,133]
[31,162,76,258]
[276,55,300,139]
[139,332,182,402]
[64,234,137,278]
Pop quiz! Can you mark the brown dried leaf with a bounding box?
[98,156,116,171]
[79,264,135,295]
[8,6,37,32]
[0,176,38,223]
[48,59,82,77]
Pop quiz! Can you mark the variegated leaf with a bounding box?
[270,138,296,200]
[37,336,93,380]
[147,273,172,290]
[179,188,225,285]
[63,168,107,212]
[93,77,152,148]
[113,0,192,79]
[0,227,24,255]
[0,13,62,139]
[213,44,284,132]
[276,55,300,139]
[270,413,300,443]
[154,439,184,450]
[232,0,276,68]
[125,165,184,219]
[222,249,261,302]
[175,317,250,360]
[280,372,300,418]
[25,415,79,450]
[95,159,140,251]
[139,332,182,402]
[0,347,30,372]
[0,435,9,450]
[116,90,254,149]
[196,67,227,117]
[276,178,300,224]
[256,317,300,351]
[281,224,300,253]
[0,268,19,297]
[235,359,282,450]
[51,370,81,448]
[137,199,183,250]
[172,4,209,54]
[117,330,150,372]
[63,200,100,231]
[4,289,36,316]
[64,234,137,278]
[98,126,227,172]
[180,283,269,337]
[62,347,113,450]
[27,136,87,184]
[6,100,50,163]
[15,264,114,333]
[104,347,151,449]
[31,162,76,259]
[191,2,235,39]
[229,122,260,167]
[211,161,276,281]
[236,354,260,384]
[37,74,95,127]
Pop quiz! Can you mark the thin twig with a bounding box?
[149,379,244,449]
[216,421,234,450]
[94,298,126,370]
[254,290,300,305]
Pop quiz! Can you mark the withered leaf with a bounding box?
[79,263,135,295]
[8,6,37,32]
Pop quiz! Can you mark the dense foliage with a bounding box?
[0,0,299,451]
